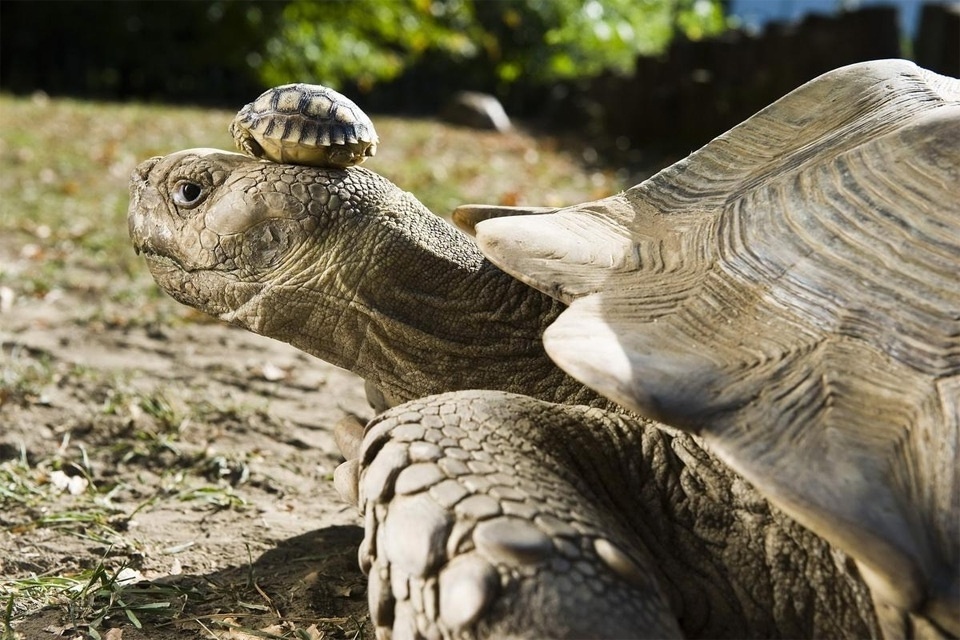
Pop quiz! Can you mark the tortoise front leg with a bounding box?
[336,390,681,639]
[336,390,883,639]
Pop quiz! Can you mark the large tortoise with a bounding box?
[127,60,959,638]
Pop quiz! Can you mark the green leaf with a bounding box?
[254,0,729,89]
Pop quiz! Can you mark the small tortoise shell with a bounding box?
[230,83,378,168]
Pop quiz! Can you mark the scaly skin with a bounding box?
[129,149,880,639]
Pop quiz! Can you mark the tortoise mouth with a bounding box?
[138,251,235,318]
[139,249,188,273]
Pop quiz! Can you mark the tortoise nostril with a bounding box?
[133,156,162,182]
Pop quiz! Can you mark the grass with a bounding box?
[2,417,295,640]
[1,559,198,638]
[0,446,159,635]
[0,95,226,290]
[0,345,300,636]
[1,556,360,640]
[0,402,269,635]
[0,345,55,407]
[0,431,130,546]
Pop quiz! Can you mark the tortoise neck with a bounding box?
[365,222,595,405]
[281,185,601,407]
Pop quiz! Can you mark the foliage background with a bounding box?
[0,0,727,111]
[256,0,726,92]
[1,0,948,152]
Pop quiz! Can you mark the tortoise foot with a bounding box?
[350,390,681,639]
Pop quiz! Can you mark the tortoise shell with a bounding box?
[229,83,378,168]
[470,59,960,634]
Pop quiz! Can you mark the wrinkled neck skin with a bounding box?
[278,183,594,405]
[127,149,600,407]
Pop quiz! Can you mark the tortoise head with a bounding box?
[128,148,344,320]
[127,148,582,405]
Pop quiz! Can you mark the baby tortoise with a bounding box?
[229,83,378,168]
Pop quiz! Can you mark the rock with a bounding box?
[440,92,512,132]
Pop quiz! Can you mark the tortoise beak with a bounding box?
[127,156,165,257]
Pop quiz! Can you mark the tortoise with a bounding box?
[229,82,378,168]
[128,59,959,638]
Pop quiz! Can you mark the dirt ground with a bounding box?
[1,250,378,638]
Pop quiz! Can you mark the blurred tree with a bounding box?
[257,0,485,90]
[255,0,729,91]
[477,0,727,82]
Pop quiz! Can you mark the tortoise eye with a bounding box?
[173,181,205,208]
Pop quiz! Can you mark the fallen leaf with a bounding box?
[0,286,14,313]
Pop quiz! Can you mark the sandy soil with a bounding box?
[1,235,376,638]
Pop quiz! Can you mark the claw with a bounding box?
[334,414,366,507]
[335,414,366,460]
[334,458,360,507]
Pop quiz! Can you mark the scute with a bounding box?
[229,82,379,168]
[475,59,960,635]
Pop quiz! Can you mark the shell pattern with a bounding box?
[474,60,960,635]
[230,83,378,168]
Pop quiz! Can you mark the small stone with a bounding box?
[440,91,513,133]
